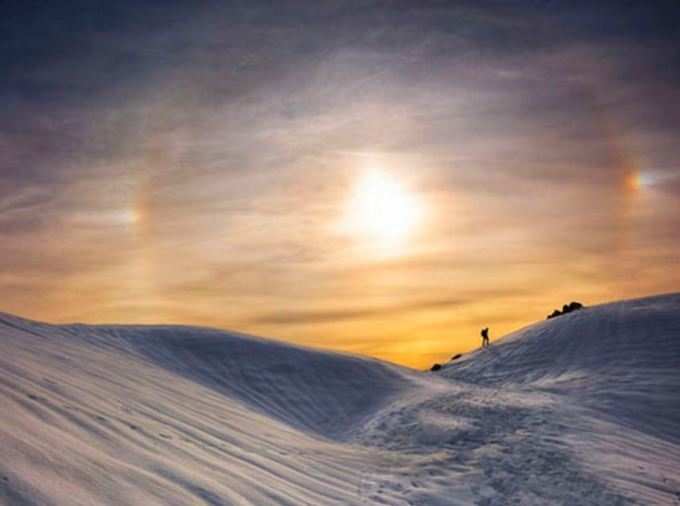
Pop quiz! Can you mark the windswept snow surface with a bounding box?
[1,293,679,505]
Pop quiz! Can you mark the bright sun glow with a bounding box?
[343,169,424,254]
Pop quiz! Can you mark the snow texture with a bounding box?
[1,293,679,505]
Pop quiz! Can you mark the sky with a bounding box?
[2,1,680,368]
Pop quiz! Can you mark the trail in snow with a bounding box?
[1,293,679,505]
[354,376,635,505]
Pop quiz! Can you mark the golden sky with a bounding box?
[2,2,680,368]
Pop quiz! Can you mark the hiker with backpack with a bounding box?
[481,327,490,348]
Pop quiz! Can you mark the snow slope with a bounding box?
[1,293,679,505]
[443,293,680,441]
[438,293,680,504]
[0,313,414,505]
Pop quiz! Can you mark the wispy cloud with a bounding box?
[251,297,468,325]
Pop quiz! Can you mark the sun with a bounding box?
[342,169,424,254]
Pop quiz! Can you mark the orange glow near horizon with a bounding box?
[5,152,678,370]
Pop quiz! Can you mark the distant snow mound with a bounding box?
[0,313,409,439]
[443,293,680,440]
[100,325,410,438]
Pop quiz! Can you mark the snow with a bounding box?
[1,293,679,505]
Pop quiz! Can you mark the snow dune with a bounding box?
[440,293,680,504]
[443,293,680,440]
[1,293,679,505]
[0,313,413,505]
[87,325,410,438]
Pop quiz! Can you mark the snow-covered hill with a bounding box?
[1,294,679,505]
[443,293,680,440]
[439,293,680,504]
[0,313,414,505]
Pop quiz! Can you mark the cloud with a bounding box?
[250,297,468,325]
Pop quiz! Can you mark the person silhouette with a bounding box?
[481,327,490,348]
